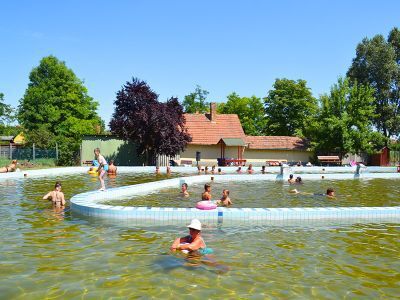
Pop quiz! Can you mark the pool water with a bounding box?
[1,172,399,298]
[105,177,400,208]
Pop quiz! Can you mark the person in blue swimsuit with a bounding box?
[170,219,213,255]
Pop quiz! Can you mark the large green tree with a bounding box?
[182,85,209,113]
[18,56,103,165]
[0,92,14,125]
[264,79,318,136]
[310,77,378,157]
[218,92,266,135]
[347,27,400,139]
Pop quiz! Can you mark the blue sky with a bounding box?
[1,0,399,126]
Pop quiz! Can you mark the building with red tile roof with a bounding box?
[180,103,313,166]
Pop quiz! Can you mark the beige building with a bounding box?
[180,103,313,166]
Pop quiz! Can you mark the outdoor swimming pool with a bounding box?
[0,168,399,298]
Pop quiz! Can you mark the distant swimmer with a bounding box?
[181,183,189,197]
[261,166,266,174]
[236,167,242,174]
[216,189,232,207]
[289,188,336,198]
[43,182,66,207]
[288,174,295,184]
[247,164,254,174]
[202,184,212,200]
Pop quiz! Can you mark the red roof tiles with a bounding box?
[246,136,308,150]
[184,113,246,145]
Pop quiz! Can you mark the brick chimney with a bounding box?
[210,102,217,122]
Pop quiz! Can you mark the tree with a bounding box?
[347,27,400,139]
[0,93,14,125]
[264,79,318,136]
[18,56,103,165]
[310,77,378,157]
[109,78,191,164]
[218,92,266,135]
[182,85,209,113]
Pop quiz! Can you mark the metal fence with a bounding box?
[0,144,58,161]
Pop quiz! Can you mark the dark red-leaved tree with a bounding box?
[109,78,191,164]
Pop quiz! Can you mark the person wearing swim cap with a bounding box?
[170,219,213,255]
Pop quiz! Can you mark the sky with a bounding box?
[1,0,399,126]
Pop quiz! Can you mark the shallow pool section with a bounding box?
[71,173,400,226]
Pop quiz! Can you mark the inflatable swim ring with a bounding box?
[196,200,217,210]
[88,167,98,174]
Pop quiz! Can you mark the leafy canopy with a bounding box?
[347,27,400,139]
[182,85,209,113]
[264,79,318,136]
[109,78,191,163]
[310,77,379,157]
[218,92,266,135]
[18,56,103,164]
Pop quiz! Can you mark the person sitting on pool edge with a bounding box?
[181,183,189,197]
[43,182,66,207]
[170,219,213,255]
[202,183,212,200]
[0,160,17,173]
[216,189,232,207]
[107,160,117,175]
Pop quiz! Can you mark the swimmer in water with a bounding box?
[166,166,171,175]
[181,183,189,197]
[205,166,209,174]
[197,166,201,174]
[289,188,336,198]
[295,176,302,184]
[217,168,224,175]
[43,182,65,207]
[236,167,242,173]
[216,189,232,207]
[107,160,117,175]
[211,165,216,174]
[247,164,254,174]
[170,219,212,255]
[261,166,266,174]
[202,183,212,200]
[155,166,160,175]
[288,174,295,184]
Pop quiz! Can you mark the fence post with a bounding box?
[33,143,35,161]
[9,143,12,160]
[56,143,59,161]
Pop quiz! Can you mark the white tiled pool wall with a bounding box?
[69,171,400,225]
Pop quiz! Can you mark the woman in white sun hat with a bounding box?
[170,219,213,255]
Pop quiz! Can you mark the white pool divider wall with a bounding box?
[70,172,400,226]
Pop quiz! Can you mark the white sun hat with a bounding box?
[187,219,202,231]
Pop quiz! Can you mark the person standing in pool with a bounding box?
[181,183,189,197]
[43,182,66,207]
[170,219,212,254]
[94,148,108,191]
[107,160,117,175]
[202,184,212,200]
[288,174,295,184]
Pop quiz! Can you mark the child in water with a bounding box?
[202,184,212,200]
[43,182,66,207]
[216,189,232,207]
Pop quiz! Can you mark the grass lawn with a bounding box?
[0,158,57,170]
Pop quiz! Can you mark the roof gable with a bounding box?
[184,113,246,145]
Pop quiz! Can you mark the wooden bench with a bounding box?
[266,159,287,166]
[317,156,341,165]
[219,159,247,166]
[82,160,93,166]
